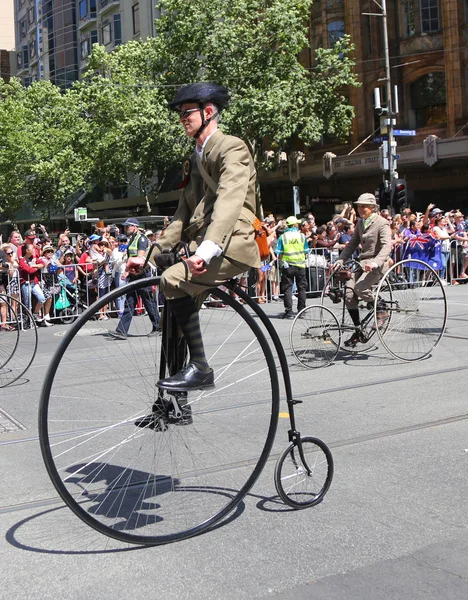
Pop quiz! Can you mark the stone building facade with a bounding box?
[260,0,468,218]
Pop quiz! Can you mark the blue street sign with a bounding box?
[394,154,400,159]
[394,129,416,136]
[373,136,388,143]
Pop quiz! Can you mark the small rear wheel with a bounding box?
[290,305,341,369]
[274,436,334,509]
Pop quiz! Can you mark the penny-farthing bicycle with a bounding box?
[290,258,447,368]
[38,247,333,546]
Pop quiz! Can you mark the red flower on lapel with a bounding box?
[178,159,191,189]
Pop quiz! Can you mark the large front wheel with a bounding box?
[39,277,280,545]
[375,259,447,361]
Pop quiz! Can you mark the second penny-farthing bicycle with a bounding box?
[38,246,333,546]
[290,258,448,368]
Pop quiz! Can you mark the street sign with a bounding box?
[373,136,388,143]
[74,207,87,221]
[394,154,400,159]
[394,129,416,136]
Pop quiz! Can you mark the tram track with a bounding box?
[1,407,467,517]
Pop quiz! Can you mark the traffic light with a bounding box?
[391,178,408,211]
[376,182,390,210]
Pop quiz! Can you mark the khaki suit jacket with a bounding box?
[160,129,261,268]
[339,214,392,269]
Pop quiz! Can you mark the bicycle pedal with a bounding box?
[134,414,168,431]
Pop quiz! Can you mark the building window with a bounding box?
[328,20,345,46]
[132,3,140,35]
[420,0,439,33]
[101,22,112,46]
[23,45,29,67]
[90,0,97,17]
[80,38,89,60]
[402,0,416,36]
[79,0,87,19]
[91,29,98,45]
[409,72,446,128]
[29,39,37,60]
[17,52,22,69]
[28,7,35,27]
[114,14,122,46]
[19,18,27,39]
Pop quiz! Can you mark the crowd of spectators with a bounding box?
[0,222,164,327]
[0,203,467,329]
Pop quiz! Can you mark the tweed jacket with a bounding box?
[160,129,261,268]
[338,214,392,269]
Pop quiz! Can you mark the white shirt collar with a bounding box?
[195,129,217,158]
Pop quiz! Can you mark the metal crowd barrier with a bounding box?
[17,262,163,326]
[8,238,467,332]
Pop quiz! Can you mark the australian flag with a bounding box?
[401,234,443,270]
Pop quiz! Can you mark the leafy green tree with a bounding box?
[149,0,359,163]
[0,78,89,220]
[74,44,191,212]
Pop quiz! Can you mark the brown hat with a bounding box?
[355,193,377,206]
[453,211,464,218]
[42,246,55,254]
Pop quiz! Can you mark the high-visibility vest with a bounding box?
[127,232,143,258]
[281,230,306,267]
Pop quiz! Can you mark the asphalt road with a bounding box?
[0,286,467,599]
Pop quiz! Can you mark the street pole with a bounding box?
[381,0,397,185]
[364,0,399,211]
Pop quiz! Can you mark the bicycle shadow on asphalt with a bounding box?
[286,348,432,372]
[5,464,246,554]
[0,376,31,389]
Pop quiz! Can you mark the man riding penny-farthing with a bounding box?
[332,192,392,348]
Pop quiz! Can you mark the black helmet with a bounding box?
[169,82,230,111]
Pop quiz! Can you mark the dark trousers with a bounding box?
[117,284,160,335]
[281,266,307,312]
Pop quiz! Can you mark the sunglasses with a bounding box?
[179,108,200,119]
[6,252,13,256]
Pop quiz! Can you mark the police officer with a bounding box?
[108,217,160,339]
[276,216,308,319]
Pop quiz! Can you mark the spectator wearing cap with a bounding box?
[61,249,78,285]
[108,218,160,338]
[145,230,154,241]
[17,229,40,259]
[275,216,308,319]
[422,203,443,227]
[333,193,392,347]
